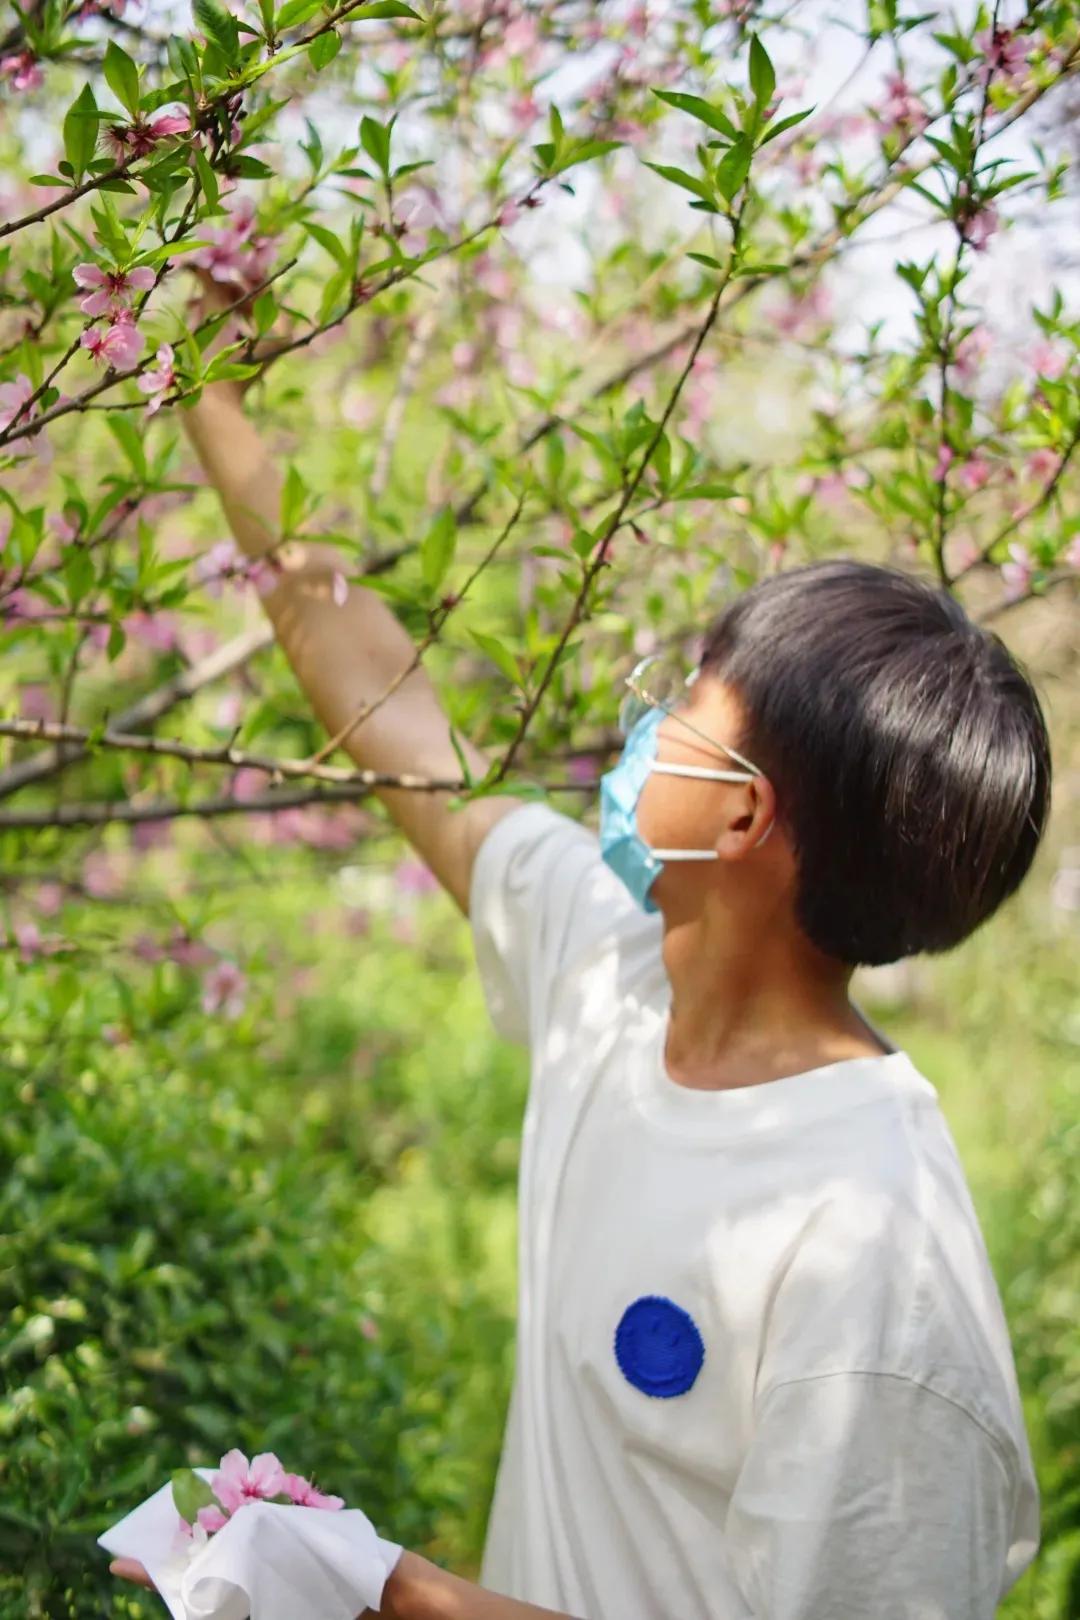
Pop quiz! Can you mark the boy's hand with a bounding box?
[109,1556,155,1589]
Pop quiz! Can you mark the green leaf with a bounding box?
[275,0,323,27]
[748,35,776,109]
[652,90,737,141]
[674,483,737,500]
[308,29,341,68]
[228,155,275,179]
[759,107,814,145]
[304,220,349,267]
[549,139,622,176]
[63,546,95,608]
[193,0,240,62]
[420,506,457,593]
[353,0,420,16]
[104,40,141,117]
[641,161,715,206]
[447,725,474,789]
[171,1470,219,1527]
[107,414,148,479]
[714,140,752,202]
[687,251,722,269]
[470,630,523,687]
[193,145,220,209]
[62,84,99,183]
[360,115,392,174]
[280,464,307,535]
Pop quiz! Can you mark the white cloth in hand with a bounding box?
[98,1470,403,1620]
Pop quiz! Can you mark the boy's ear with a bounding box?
[713,774,777,859]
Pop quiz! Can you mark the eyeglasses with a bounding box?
[619,652,761,777]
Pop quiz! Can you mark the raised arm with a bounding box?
[178,305,523,919]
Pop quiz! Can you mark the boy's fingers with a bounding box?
[109,1557,156,1589]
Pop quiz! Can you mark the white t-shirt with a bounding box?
[468,802,1039,1620]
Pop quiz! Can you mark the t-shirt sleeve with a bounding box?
[725,1371,1036,1620]
[468,800,637,1046]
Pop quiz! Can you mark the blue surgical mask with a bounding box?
[599,706,767,913]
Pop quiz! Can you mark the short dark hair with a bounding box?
[698,560,1052,966]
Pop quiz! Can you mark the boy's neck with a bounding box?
[658,909,888,1093]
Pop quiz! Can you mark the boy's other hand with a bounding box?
[109,1556,156,1590]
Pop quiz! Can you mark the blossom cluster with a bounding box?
[176,1449,345,1548]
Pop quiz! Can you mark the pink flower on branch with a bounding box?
[80,311,145,369]
[931,444,954,482]
[105,108,192,162]
[1001,542,1034,601]
[957,455,991,491]
[974,27,1030,93]
[136,344,176,414]
[0,373,35,433]
[953,324,992,380]
[1028,340,1068,379]
[878,73,929,139]
[0,50,43,91]
[1025,448,1061,481]
[961,203,999,252]
[73,263,155,318]
[201,959,247,1019]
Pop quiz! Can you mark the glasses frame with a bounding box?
[620,653,762,778]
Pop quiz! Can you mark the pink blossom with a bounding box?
[201,959,247,1019]
[953,325,992,381]
[957,455,991,491]
[82,850,123,899]
[167,931,217,968]
[191,195,277,291]
[136,343,176,414]
[931,444,954,482]
[393,857,440,896]
[196,1505,230,1534]
[14,920,43,962]
[211,1451,286,1515]
[80,312,145,370]
[123,609,181,651]
[949,535,980,573]
[974,27,1030,92]
[283,1473,345,1511]
[1064,536,1080,570]
[772,282,831,338]
[508,93,541,131]
[1028,340,1068,379]
[1001,542,1033,601]
[359,1313,380,1341]
[1026,448,1061,481]
[1,50,44,91]
[0,374,34,433]
[72,263,155,318]
[35,882,65,917]
[878,73,930,139]
[962,204,999,252]
[106,108,191,162]
[194,538,241,597]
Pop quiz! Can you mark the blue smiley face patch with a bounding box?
[614,1295,705,1398]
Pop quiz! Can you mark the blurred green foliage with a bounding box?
[1,819,1078,1619]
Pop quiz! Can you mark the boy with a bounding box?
[112,315,1049,1619]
